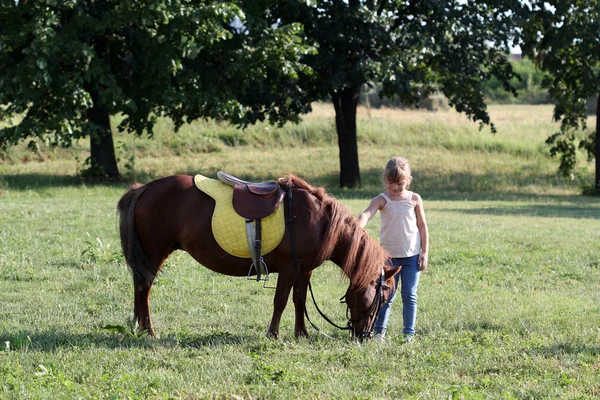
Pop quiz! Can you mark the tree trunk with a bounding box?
[332,87,361,188]
[87,93,119,178]
[596,93,600,192]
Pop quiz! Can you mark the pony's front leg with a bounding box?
[292,270,312,338]
[266,268,296,339]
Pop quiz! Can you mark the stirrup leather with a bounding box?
[246,218,269,282]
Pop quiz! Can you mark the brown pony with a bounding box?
[117,174,396,338]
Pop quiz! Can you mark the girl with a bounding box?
[358,156,429,341]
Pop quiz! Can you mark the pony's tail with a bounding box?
[117,183,154,287]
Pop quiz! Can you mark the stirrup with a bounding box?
[247,258,275,288]
[248,257,269,281]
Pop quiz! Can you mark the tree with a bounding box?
[268,0,524,187]
[521,0,600,192]
[0,0,313,177]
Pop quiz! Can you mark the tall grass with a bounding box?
[1,104,569,158]
[1,103,594,196]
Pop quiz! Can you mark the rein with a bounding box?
[285,186,385,338]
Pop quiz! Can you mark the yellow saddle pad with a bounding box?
[194,174,285,258]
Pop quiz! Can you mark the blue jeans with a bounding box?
[374,254,420,336]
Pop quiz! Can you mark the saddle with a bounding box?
[217,171,285,220]
[216,172,286,282]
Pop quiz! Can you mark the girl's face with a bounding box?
[386,178,407,195]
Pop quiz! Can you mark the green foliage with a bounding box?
[272,0,524,116]
[0,0,546,187]
[266,0,527,187]
[1,1,225,145]
[521,0,600,177]
[0,0,315,176]
[3,103,593,190]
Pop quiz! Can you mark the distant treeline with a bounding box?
[483,57,550,104]
[360,58,554,109]
[356,56,600,116]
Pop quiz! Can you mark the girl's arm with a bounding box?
[358,195,386,228]
[414,193,429,270]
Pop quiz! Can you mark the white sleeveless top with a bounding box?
[379,192,421,257]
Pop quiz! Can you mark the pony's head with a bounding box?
[344,265,398,339]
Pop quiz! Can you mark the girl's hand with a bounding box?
[418,253,428,271]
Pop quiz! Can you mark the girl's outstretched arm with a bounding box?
[358,195,386,228]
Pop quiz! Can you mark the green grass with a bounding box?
[1,104,599,399]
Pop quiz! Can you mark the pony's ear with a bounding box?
[383,264,401,281]
[382,264,400,291]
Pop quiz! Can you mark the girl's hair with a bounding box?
[382,157,412,189]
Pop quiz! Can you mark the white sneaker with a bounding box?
[403,334,414,343]
[374,333,385,341]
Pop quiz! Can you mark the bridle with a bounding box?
[341,269,387,339]
[285,185,387,339]
[306,264,387,339]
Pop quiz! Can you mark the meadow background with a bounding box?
[1,103,599,399]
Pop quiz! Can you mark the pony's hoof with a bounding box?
[266,331,279,340]
[137,327,155,336]
[294,330,309,338]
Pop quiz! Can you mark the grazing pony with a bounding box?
[117,174,396,338]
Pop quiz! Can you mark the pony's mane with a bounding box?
[278,174,389,291]
[277,174,328,200]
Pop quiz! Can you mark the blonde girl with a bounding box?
[358,157,429,341]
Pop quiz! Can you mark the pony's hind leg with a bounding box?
[132,254,170,335]
[133,277,154,335]
[118,180,180,336]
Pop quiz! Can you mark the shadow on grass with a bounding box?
[352,167,592,201]
[0,328,355,352]
[172,166,590,203]
[531,342,600,357]
[0,330,251,352]
[0,168,224,192]
[443,204,600,219]
[2,166,593,205]
[0,173,128,191]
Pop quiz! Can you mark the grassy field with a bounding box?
[1,104,599,399]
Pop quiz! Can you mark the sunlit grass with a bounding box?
[1,187,599,398]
